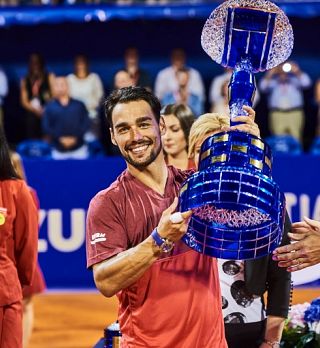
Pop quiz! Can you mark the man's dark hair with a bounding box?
[105,86,161,128]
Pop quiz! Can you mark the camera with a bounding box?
[282,63,292,73]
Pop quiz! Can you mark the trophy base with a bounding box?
[179,131,285,260]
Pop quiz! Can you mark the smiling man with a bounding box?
[86,87,227,348]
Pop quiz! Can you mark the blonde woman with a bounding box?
[188,106,260,167]
[188,109,291,348]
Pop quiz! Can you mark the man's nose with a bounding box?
[131,127,143,140]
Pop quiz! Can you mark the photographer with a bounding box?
[260,61,311,143]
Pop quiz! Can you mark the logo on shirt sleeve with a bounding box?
[91,232,107,245]
[0,207,7,225]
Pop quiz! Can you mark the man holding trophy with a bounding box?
[87,1,294,347]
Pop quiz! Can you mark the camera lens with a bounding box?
[282,63,292,73]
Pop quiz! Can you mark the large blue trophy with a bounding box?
[180,0,294,260]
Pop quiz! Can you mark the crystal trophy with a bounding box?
[180,0,293,260]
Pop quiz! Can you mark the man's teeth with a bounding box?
[131,145,148,153]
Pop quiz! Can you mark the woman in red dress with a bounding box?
[0,128,38,348]
[10,151,46,348]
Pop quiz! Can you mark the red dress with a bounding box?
[22,188,46,298]
[0,179,38,347]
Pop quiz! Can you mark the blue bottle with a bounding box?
[104,321,122,348]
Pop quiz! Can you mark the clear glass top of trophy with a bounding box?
[201,0,294,72]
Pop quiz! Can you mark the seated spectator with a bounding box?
[42,77,90,159]
[114,70,134,89]
[16,139,52,158]
[155,48,205,104]
[67,54,104,141]
[116,0,133,4]
[123,47,152,90]
[315,78,320,136]
[20,53,54,140]
[0,0,18,5]
[0,66,8,126]
[260,61,311,143]
[265,134,303,155]
[162,68,203,116]
[145,0,169,4]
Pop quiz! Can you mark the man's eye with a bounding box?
[140,123,150,128]
[118,127,129,134]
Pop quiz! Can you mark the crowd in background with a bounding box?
[0,47,319,159]
[0,0,209,6]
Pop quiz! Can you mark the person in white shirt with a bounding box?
[209,68,260,115]
[209,69,232,112]
[154,48,205,104]
[314,78,320,136]
[0,67,8,126]
[162,68,204,116]
[259,61,311,142]
[67,55,104,141]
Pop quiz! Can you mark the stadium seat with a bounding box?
[310,136,320,155]
[16,140,52,158]
[87,140,105,157]
[265,135,302,155]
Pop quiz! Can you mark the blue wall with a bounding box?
[23,156,320,289]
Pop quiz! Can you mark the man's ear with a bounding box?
[159,116,166,136]
[110,128,117,146]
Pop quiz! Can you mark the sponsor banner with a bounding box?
[24,155,320,288]
[24,158,126,289]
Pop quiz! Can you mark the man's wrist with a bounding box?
[151,228,174,253]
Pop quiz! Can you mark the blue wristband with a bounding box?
[151,228,174,253]
[151,228,164,247]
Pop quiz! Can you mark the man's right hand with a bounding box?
[156,197,192,242]
[93,198,192,297]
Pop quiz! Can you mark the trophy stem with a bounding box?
[228,57,256,124]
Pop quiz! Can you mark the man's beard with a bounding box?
[122,140,162,169]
